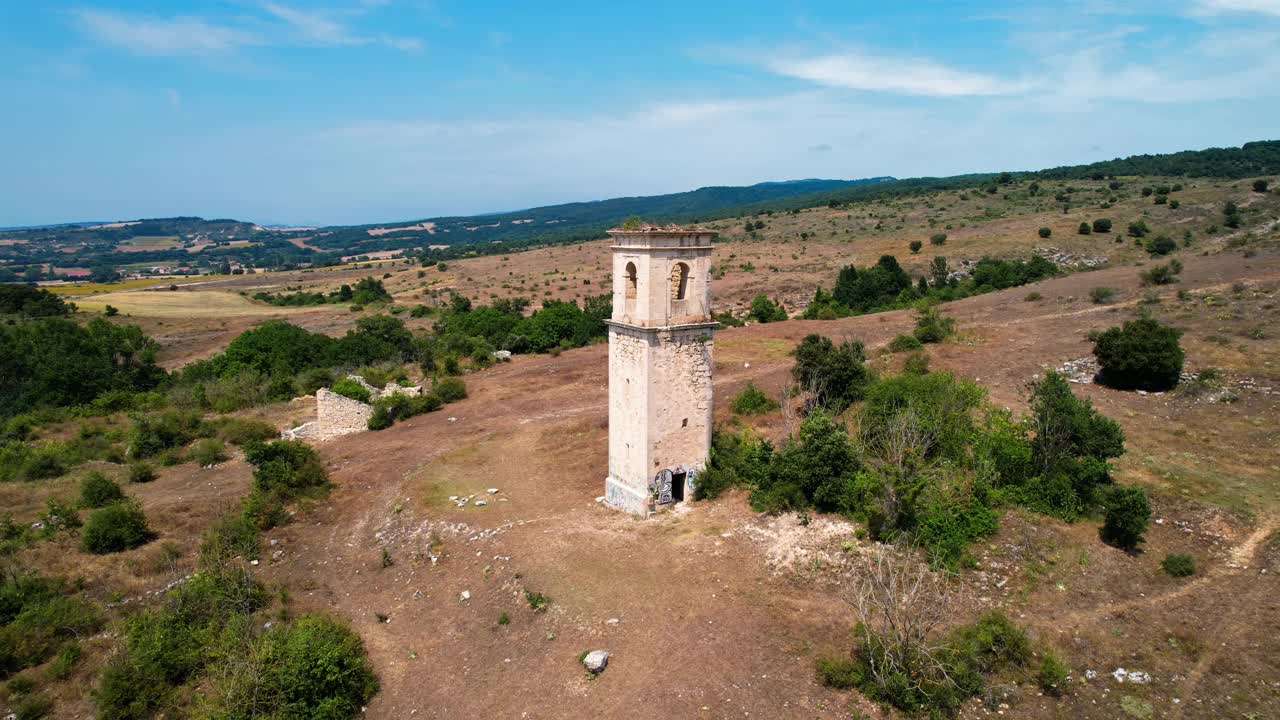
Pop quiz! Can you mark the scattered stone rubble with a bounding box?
[1034,247,1109,269]
[1052,357,1270,401]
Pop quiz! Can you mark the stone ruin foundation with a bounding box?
[282,375,421,441]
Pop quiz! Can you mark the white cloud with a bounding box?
[73,9,258,56]
[766,51,1030,97]
[1192,0,1280,16]
[262,3,422,51]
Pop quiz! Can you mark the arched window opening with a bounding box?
[671,262,690,301]
[624,262,638,300]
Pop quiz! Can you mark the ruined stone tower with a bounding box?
[605,225,717,516]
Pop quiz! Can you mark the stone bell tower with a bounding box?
[605,225,717,516]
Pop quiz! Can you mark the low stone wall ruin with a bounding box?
[281,375,422,442]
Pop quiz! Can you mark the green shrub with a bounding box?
[902,352,930,376]
[1078,222,1091,235]
[296,367,335,395]
[127,411,206,459]
[329,378,372,404]
[14,693,51,720]
[695,430,772,501]
[80,471,125,509]
[1024,291,1042,301]
[912,306,955,344]
[909,240,923,254]
[204,614,378,720]
[731,383,778,415]
[748,294,788,323]
[524,590,550,612]
[752,410,861,515]
[888,334,923,353]
[1252,178,1269,192]
[929,232,947,245]
[127,462,156,484]
[200,513,261,566]
[792,334,871,413]
[914,476,1000,570]
[191,438,227,466]
[1093,315,1184,390]
[1100,485,1150,551]
[1161,553,1195,577]
[1039,650,1069,694]
[433,377,467,403]
[82,502,153,554]
[950,611,1031,674]
[1146,235,1176,255]
[815,656,858,689]
[1038,227,1051,238]
[1139,259,1182,286]
[1092,218,1112,233]
[0,571,103,679]
[1089,286,1115,304]
[212,417,278,446]
[46,642,82,681]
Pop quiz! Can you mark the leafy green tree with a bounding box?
[82,501,153,554]
[792,334,871,413]
[1092,218,1112,233]
[1078,222,1091,235]
[1252,179,1268,192]
[1038,227,1051,239]
[929,256,949,289]
[1146,235,1176,255]
[752,410,861,514]
[909,240,923,254]
[1100,485,1150,551]
[929,232,947,246]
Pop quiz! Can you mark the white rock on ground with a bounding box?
[583,650,609,674]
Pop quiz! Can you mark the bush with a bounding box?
[127,462,156,484]
[902,352,930,376]
[207,614,379,720]
[1039,651,1069,694]
[1139,258,1182,286]
[212,417,277,446]
[792,335,871,413]
[82,501,153,554]
[950,610,1032,674]
[0,571,103,679]
[731,383,778,415]
[200,513,260,566]
[1089,286,1115,304]
[908,240,923,254]
[1128,220,1150,238]
[1146,235,1176,255]
[929,232,947,245]
[1100,485,1150,551]
[695,430,772,501]
[191,438,227,466]
[80,471,125,508]
[128,411,206,459]
[1093,315,1184,390]
[912,306,955,344]
[1038,227,1051,238]
[433,377,467,403]
[1078,222,1091,235]
[748,294,788,323]
[1092,218,1112,233]
[1161,552,1196,577]
[815,656,858,689]
[888,334,923,353]
[752,410,860,515]
[329,378,372,404]
[1254,179,1269,193]
[296,367,335,395]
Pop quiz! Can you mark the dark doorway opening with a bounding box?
[671,470,686,503]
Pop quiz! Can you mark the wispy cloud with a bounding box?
[262,3,423,51]
[1192,0,1280,17]
[765,51,1029,97]
[73,9,258,56]
[71,3,421,58]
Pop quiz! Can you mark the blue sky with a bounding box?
[1,1,1278,226]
